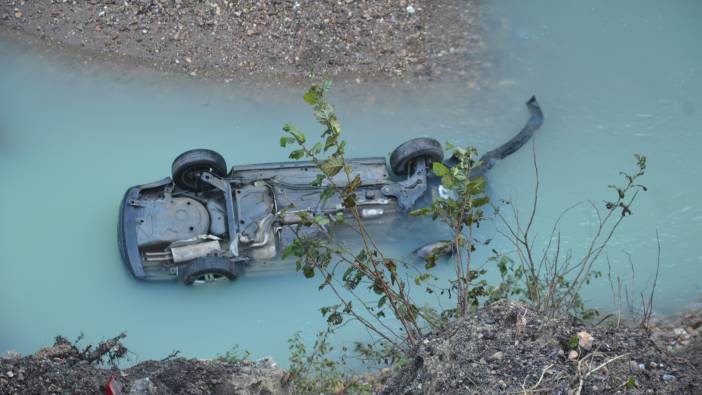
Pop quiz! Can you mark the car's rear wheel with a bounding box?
[389,138,444,175]
[172,149,227,191]
[179,256,238,285]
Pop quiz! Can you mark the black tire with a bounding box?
[389,138,444,175]
[171,149,227,191]
[179,256,238,285]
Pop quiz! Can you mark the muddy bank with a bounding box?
[0,0,484,85]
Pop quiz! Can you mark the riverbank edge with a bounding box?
[1,302,700,394]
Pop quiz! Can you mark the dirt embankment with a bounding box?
[0,0,484,85]
[2,304,700,394]
[0,334,289,394]
[383,300,702,394]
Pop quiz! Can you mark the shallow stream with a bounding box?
[1,0,701,366]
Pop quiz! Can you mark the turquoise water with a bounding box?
[1,0,701,366]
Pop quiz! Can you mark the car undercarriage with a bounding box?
[118,96,543,285]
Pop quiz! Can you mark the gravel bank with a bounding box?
[0,0,484,84]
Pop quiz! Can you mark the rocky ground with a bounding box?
[383,300,702,394]
[0,0,484,85]
[0,335,289,394]
[2,303,700,394]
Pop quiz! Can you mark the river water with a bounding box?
[1,1,700,366]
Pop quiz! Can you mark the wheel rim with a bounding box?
[180,166,214,190]
[192,272,228,284]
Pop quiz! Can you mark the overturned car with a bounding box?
[118,97,543,285]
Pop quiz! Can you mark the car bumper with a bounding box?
[118,177,175,281]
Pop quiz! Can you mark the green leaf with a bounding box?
[424,255,437,269]
[409,207,431,217]
[468,176,487,194]
[282,244,296,259]
[342,193,356,208]
[320,184,336,200]
[625,376,637,389]
[432,162,449,177]
[472,196,490,207]
[303,85,324,105]
[303,265,315,278]
[310,174,325,187]
[280,136,295,147]
[289,149,305,160]
[288,127,305,144]
[346,174,361,192]
[324,135,336,150]
[320,156,344,177]
[377,295,387,308]
[315,215,330,226]
[441,175,455,189]
[310,142,323,155]
[327,312,343,325]
[329,118,342,136]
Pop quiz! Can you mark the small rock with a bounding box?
[568,350,579,360]
[498,380,507,389]
[660,374,676,382]
[649,362,658,369]
[639,363,646,370]
[6,371,14,378]
[406,5,416,14]
[35,344,74,360]
[489,351,504,361]
[257,356,277,369]
[2,350,20,359]
[673,327,686,336]
[14,10,23,18]
[628,361,640,371]
[130,377,158,394]
[577,330,594,350]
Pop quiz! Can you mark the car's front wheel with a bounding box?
[389,137,444,175]
[179,256,238,285]
[171,149,227,191]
